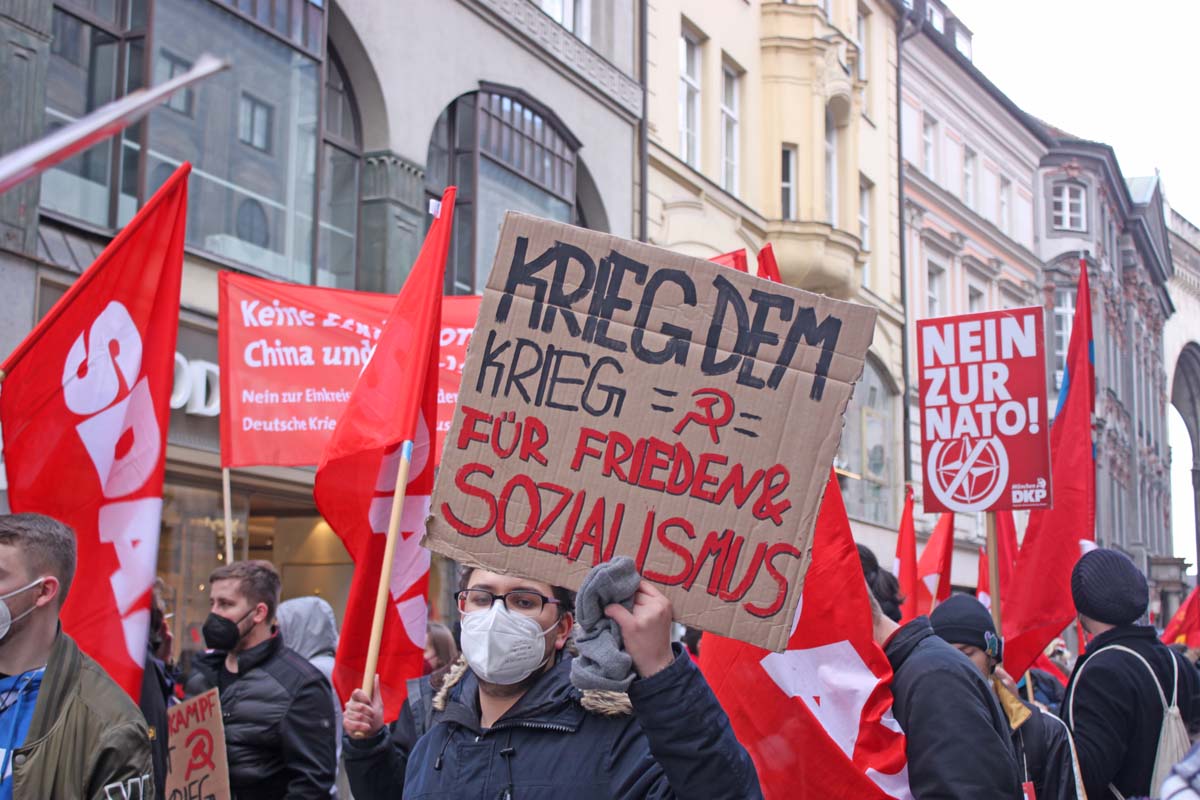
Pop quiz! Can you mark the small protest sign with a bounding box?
[217,272,479,468]
[917,307,1052,513]
[424,213,877,651]
[165,688,230,800]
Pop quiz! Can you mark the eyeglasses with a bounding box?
[455,588,560,617]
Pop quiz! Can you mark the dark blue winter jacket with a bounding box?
[348,643,761,799]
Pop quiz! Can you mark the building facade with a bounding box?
[0,0,641,672]
[899,1,1048,587]
[645,0,906,553]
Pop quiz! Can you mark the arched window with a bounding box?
[427,87,581,294]
[836,357,898,526]
[317,48,363,288]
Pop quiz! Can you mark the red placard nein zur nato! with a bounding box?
[917,307,1052,513]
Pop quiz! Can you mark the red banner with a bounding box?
[436,295,481,460]
[1,164,189,698]
[916,308,1051,513]
[218,272,479,468]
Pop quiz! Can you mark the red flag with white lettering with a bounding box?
[315,188,455,721]
[1,164,189,698]
[700,475,912,799]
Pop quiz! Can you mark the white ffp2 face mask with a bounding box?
[0,578,44,642]
[460,602,557,685]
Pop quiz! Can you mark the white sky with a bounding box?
[947,0,1200,226]
[947,1,1200,572]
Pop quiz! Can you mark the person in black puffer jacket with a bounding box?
[186,560,337,799]
[869,588,1022,798]
[1063,548,1200,799]
[342,566,761,799]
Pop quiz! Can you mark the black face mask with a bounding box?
[202,609,254,652]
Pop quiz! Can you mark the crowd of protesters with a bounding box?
[3,510,1200,798]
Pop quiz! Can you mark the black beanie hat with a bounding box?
[1071,548,1148,626]
[929,593,994,652]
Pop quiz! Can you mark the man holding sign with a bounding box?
[342,563,761,799]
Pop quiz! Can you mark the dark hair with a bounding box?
[457,565,575,615]
[209,560,281,619]
[857,544,903,623]
[426,622,458,667]
[0,513,77,605]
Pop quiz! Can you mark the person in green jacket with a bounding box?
[0,513,153,799]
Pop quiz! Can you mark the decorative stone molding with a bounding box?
[468,0,642,118]
[362,152,425,208]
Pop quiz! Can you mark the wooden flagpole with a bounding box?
[222,468,234,565]
[986,512,1002,634]
[361,440,413,696]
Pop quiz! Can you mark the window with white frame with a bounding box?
[927,3,944,32]
[968,284,985,313]
[859,178,872,285]
[781,145,797,220]
[837,358,898,527]
[679,31,701,168]
[999,177,1012,234]
[927,262,945,317]
[539,0,591,43]
[1053,287,1075,388]
[1052,182,1086,231]
[856,11,868,82]
[721,64,739,194]
[962,147,976,208]
[825,107,838,226]
[922,114,936,176]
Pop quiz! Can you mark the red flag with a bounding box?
[1003,259,1095,677]
[314,188,456,721]
[710,248,749,272]
[995,510,1018,596]
[1163,587,1200,649]
[914,512,954,615]
[700,475,911,799]
[894,486,918,622]
[976,546,991,611]
[757,244,783,283]
[1,164,189,698]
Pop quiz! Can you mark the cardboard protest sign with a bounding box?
[218,271,479,467]
[917,307,1052,513]
[437,295,482,460]
[424,213,878,651]
[165,688,231,800]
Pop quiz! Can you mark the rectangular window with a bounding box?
[539,0,591,43]
[856,11,868,82]
[1053,288,1076,388]
[927,263,944,317]
[859,179,872,286]
[962,147,976,208]
[1052,183,1087,231]
[239,93,274,153]
[825,108,838,226]
[922,114,936,176]
[968,285,984,313]
[927,3,944,32]
[721,64,739,194]
[781,145,797,220]
[999,177,1012,234]
[155,50,194,115]
[679,32,701,168]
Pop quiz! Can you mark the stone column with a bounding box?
[358,151,427,294]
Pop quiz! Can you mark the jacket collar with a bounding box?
[442,653,586,735]
[1085,623,1157,653]
[992,678,1033,731]
[24,626,79,742]
[196,632,282,676]
[884,616,935,672]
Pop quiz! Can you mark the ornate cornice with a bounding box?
[468,0,643,119]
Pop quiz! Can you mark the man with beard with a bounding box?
[0,513,152,798]
[342,566,761,798]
